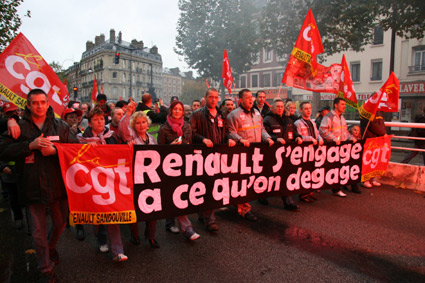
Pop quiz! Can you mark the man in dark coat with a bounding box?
[0,89,78,281]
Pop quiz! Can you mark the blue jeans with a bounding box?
[27,199,68,273]
[94,224,124,255]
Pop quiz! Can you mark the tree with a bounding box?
[175,0,261,85]
[180,78,208,105]
[0,0,30,52]
[50,61,66,83]
[260,0,425,60]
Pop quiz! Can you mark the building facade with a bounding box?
[65,29,163,102]
[162,67,183,104]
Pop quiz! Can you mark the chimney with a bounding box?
[99,34,105,44]
[95,36,100,46]
[110,29,115,43]
[118,31,122,44]
[150,45,158,54]
[86,41,94,51]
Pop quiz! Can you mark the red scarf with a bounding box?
[167,115,184,137]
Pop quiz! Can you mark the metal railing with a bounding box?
[346,120,425,153]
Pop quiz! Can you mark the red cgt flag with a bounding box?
[222,49,233,94]
[283,9,324,88]
[91,74,98,105]
[336,54,358,109]
[359,72,400,120]
[0,33,69,116]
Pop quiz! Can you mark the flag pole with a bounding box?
[361,118,372,140]
[277,81,283,98]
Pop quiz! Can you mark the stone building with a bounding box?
[65,29,162,102]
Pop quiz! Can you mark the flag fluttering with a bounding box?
[359,72,400,120]
[336,54,358,109]
[0,33,69,116]
[91,75,98,106]
[222,49,233,94]
[282,9,335,93]
[206,78,210,88]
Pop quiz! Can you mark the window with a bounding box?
[113,87,118,96]
[252,52,260,64]
[240,75,247,88]
[350,62,360,82]
[413,46,425,71]
[371,60,382,81]
[373,26,384,45]
[263,49,273,63]
[261,73,271,87]
[251,74,258,88]
[275,72,283,87]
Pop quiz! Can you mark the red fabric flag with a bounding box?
[56,143,136,224]
[0,33,69,116]
[64,78,68,88]
[222,49,233,94]
[361,136,391,182]
[206,78,210,88]
[283,9,325,89]
[91,75,98,105]
[336,55,358,109]
[377,72,399,112]
[359,72,400,120]
[100,84,104,94]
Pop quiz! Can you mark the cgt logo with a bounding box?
[65,158,131,206]
[363,142,390,169]
[5,54,68,107]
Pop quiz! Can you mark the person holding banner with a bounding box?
[263,98,302,210]
[228,89,274,221]
[191,88,236,232]
[158,100,201,241]
[0,89,78,281]
[77,106,128,262]
[121,104,160,248]
[319,97,357,197]
[295,101,325,201]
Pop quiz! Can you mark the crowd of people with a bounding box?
[0,88,387,282]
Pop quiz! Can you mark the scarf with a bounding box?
[77,128,115,144]
[167,115,184,137]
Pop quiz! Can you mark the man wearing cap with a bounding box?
[62,107,83,135]
[315,105,330,130]
[0,89,78,281]
[133,93,167,139]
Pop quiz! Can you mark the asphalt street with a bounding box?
[1,182,425,283]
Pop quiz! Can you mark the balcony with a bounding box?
[408,65,425,73]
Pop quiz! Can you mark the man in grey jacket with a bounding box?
[227,89,273,221]
[319,97,357,197]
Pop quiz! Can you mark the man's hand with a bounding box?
[29,134,53,150]
[2,167,12,175]
[7,118,20,139]
[318,139,324,146]
[277,138,286,145]
[40,145,57,156]
[228,139,236,147]
[311,138,317,145]
[352,137,357,143]
[239,139,250,147]
[203,138,213,147]
[296,137,302,144]
[127,98,137,115]
[267,137,274,147]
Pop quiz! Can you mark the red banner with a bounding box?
[359,72,400,120]
[0,33,69,116]
[361,136,391,182]
[336,54,358,109]
[284,62,342,92]
[56,143,136,224]
[222,49,233,94]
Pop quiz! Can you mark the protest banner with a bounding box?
[361,136,391,182]
[0,33,69,116]
[56,143,136,224]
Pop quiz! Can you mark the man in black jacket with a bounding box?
[191,88,236,230]
[253,90,270,117]
[0,89,78,281]
[135,93,167,138]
